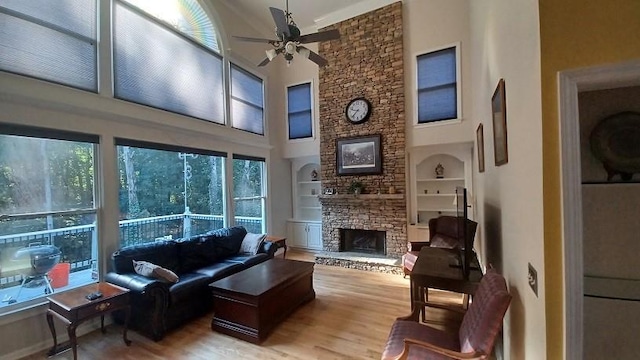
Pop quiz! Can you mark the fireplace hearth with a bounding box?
[340,229,386,255]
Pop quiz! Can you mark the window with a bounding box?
[230,64,265,135]
[0,0,97,91]
[116,140,227,247]
[417,45,459,123]
[232,155,266,233]
[113,0,225,123]
[0,127,98,309]
[287,82,313,140]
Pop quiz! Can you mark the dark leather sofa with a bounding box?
[105,226,276,341]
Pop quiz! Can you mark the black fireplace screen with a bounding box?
[340,229,386,255]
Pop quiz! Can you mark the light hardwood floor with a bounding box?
[24,250,465,360]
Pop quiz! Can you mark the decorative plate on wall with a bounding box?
[590,111,640,181]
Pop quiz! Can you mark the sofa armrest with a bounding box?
[259,240,278,257]
[105,272,169,295]
[105,272,171,341]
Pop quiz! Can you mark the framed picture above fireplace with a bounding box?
[336,134,382,176]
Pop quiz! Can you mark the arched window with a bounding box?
[113,0,225,124]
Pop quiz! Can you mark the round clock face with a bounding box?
[346,98,372,124]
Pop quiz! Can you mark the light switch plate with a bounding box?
[528,263,538,297]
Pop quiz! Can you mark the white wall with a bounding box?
[403,0,474,148]
[469,1,545,359]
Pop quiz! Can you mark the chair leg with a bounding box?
[420,286,428,322]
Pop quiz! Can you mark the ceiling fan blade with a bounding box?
[257,58,271,67]
[269,7,290,39]
[233,36,279,44]
[298,29,340,44]
[297,46,328,67]
[258,47,284,67]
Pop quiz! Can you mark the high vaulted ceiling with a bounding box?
[219,0,383,33]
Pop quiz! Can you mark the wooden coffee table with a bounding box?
[210,258,315,343]
[46,282,131,360]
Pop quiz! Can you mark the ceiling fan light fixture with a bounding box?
[284,41,297,55]
[233,1,340,68]
[298,46,310,59]
[266,48,278,61]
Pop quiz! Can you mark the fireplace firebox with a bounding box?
[339,229,386,255]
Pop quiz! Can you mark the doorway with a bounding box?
[559,59,640,360]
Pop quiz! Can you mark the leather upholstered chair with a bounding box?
[428,216,477,250]
[381,269,511,360]
[402,216,478,277]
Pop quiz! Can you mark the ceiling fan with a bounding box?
[233,0,340,67]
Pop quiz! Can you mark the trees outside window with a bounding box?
[116,143,226,246]
[0,132,97,305]
[232,156,266,233]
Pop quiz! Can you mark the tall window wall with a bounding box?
[232,156,266,234]
[0,0,266,131]
[0,0,271,313]
[0,128,98,307]
[116,141,227,247]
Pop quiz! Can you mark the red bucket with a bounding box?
[49,262,70,289]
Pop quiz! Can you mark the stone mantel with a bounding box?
[318,194,404,203]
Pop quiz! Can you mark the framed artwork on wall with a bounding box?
[336,134,382,175]
[492,78,508,166]
[476,123,485,173]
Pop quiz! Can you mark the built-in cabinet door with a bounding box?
[288,221,308,248]
[306,223,322,250]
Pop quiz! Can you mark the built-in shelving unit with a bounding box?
[408,144,473,242]
[414,158,465,225]
[288,158,322,250]
[294,165,321,221]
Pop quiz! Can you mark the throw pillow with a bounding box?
[239,233,267,255]
[132,260,179,283]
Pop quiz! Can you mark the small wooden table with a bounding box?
[46,282,131,360]
[210,258,314,343]
[402,247,483,321]
[266,235,287,259]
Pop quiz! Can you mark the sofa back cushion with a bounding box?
[178,226,247,272]
[112,240,180,274]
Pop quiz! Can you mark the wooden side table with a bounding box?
[266,235,287,259]
[46,282,131,360]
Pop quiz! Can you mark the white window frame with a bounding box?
[414,42,462,127]
[286,79,315,142]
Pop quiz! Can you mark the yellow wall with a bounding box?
[539,0,640,358]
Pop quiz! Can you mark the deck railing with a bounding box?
[0,213,262,289]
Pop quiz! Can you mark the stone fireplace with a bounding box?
[317,2,406,260]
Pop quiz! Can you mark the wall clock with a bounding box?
[345,97,372,124]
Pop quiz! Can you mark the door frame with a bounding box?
[558,59,640,360]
